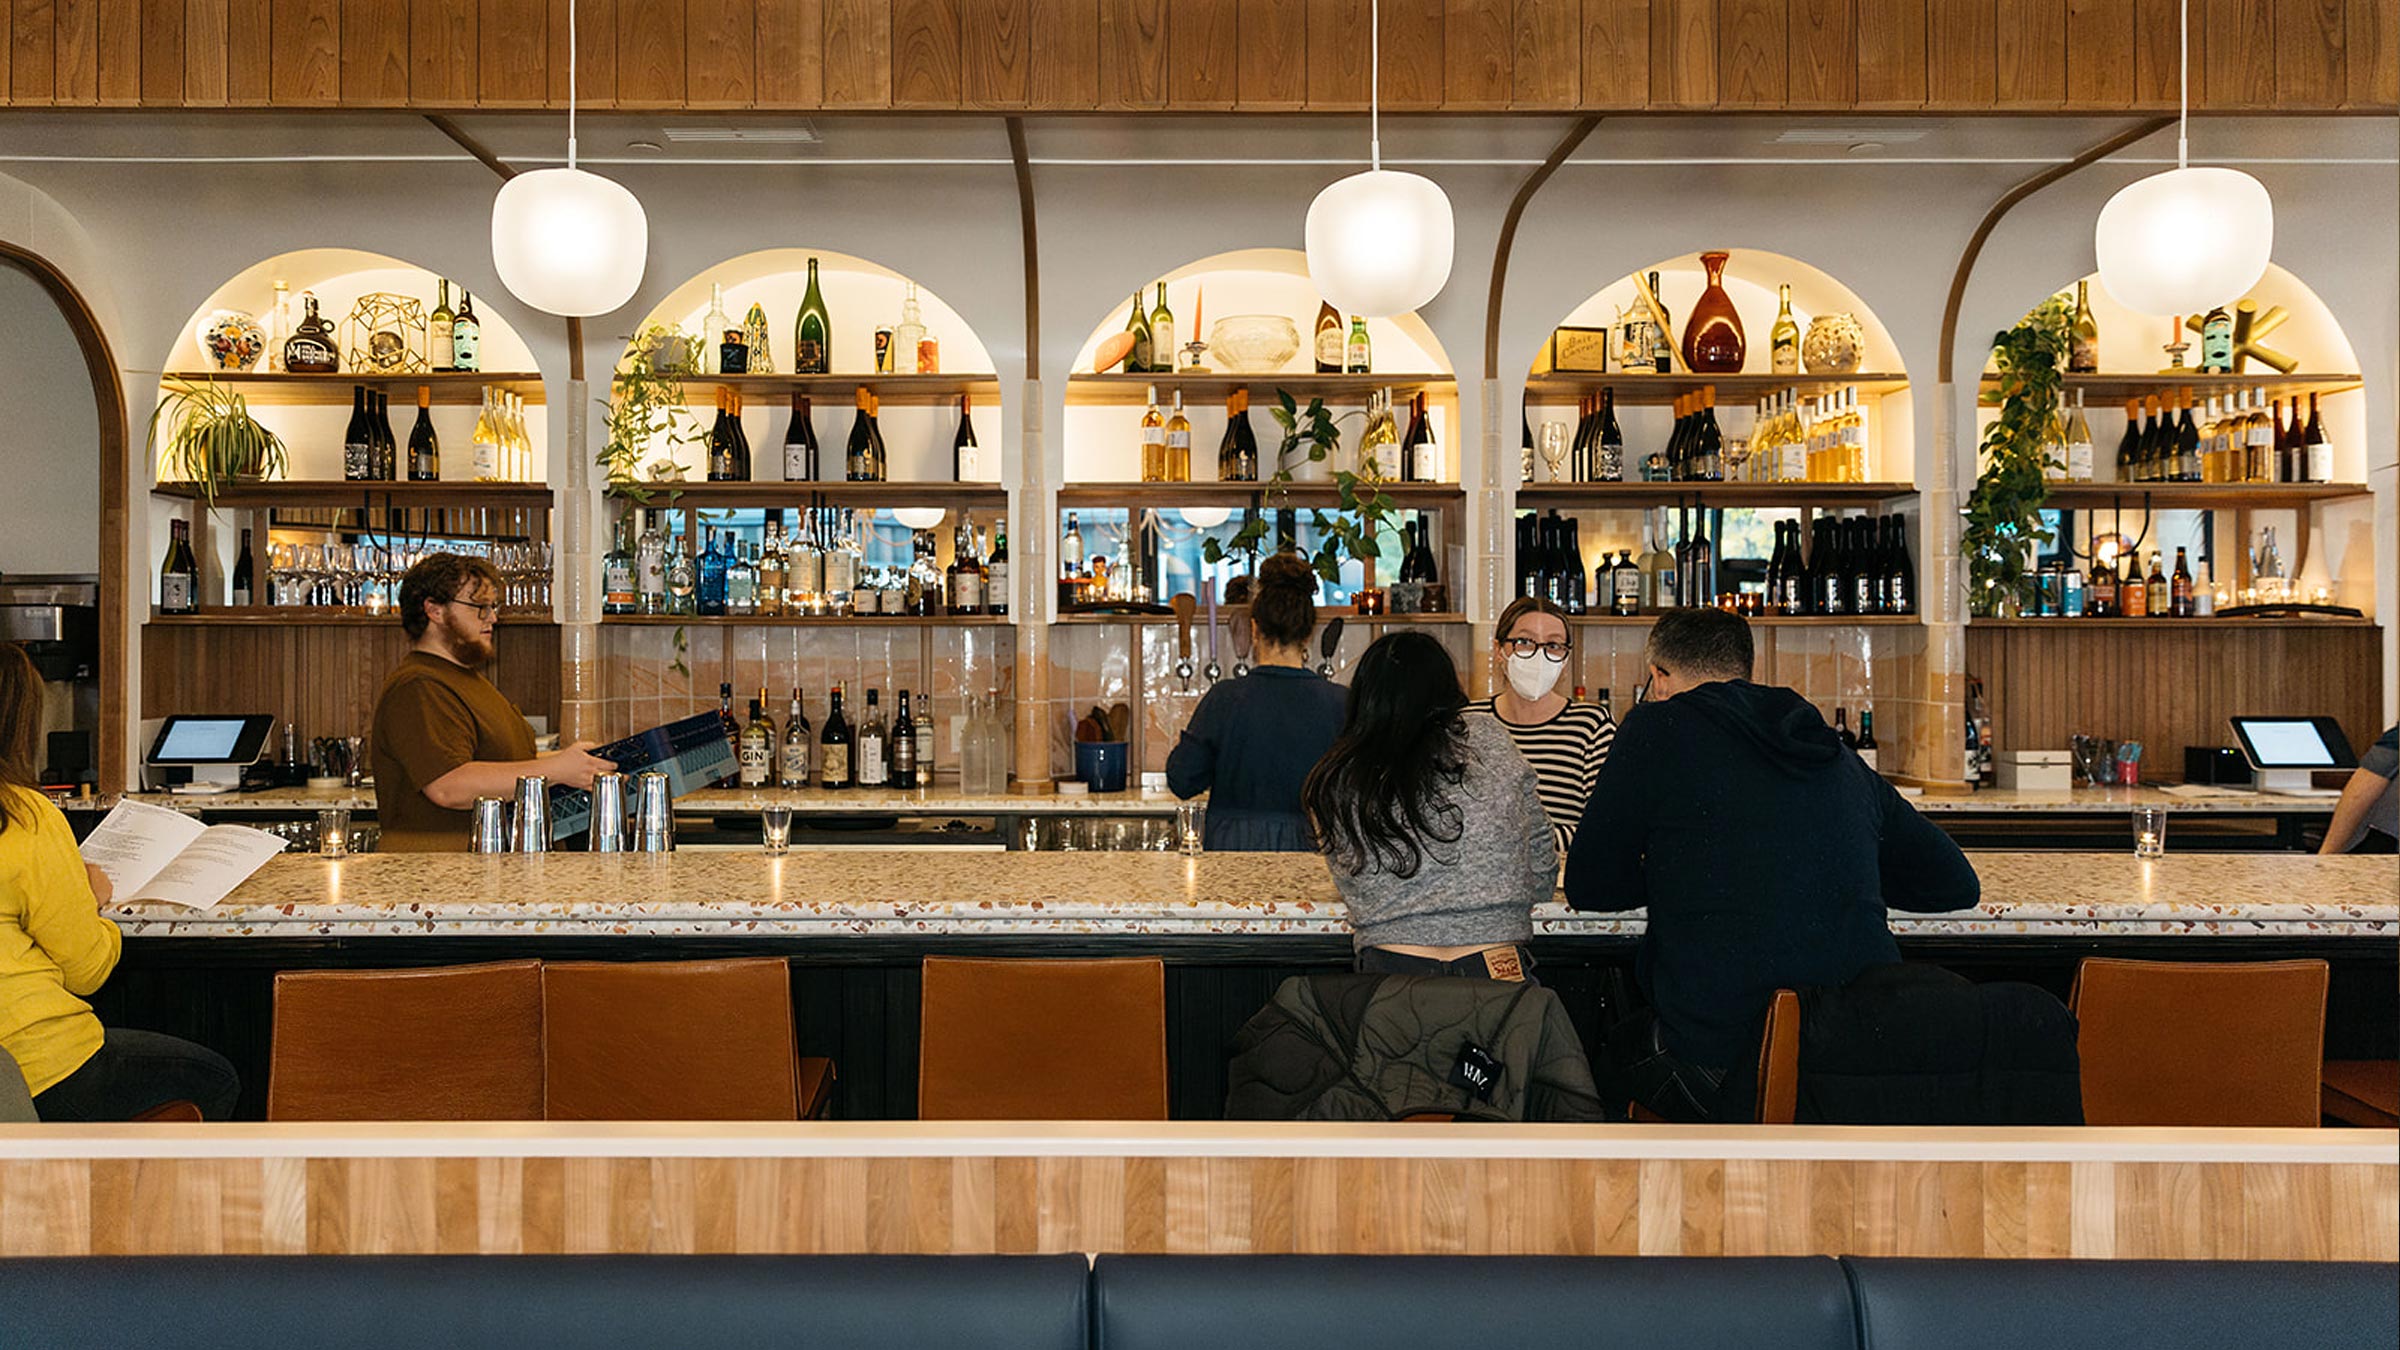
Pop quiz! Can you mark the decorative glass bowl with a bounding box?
[1208,316,1301,373]
[1803,313,1865,374]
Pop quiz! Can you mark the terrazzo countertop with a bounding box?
[110,851,2395,940]
[1912,786,2342,814]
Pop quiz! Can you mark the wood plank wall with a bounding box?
[2,1152,2392,1258]
[2,0,2390,109]
[1965,624,2383,778]
[139,622,563,747]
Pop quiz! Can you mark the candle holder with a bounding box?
[1180,341,1210,372]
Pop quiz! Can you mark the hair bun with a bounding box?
[1256,553,1314,593]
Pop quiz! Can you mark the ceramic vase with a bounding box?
[1680,251,1746,374]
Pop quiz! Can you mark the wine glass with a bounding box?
[1540,423,1570,483]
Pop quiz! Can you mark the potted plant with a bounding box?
[1201,391,1397,612]
[1962,297,2071,617]
[147,378,287,505]
[600,324,703,506]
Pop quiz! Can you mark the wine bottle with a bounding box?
[795,259,831,374]
[231,527,255,607]
[988,520,1010,618]
[2113,399,2140,482]
[1398,393,1425,484]
[1647,271,1671,374]
[1125,290,1153,374]
[1815,518,1847,615]
[2170,546,2195,617]
[953,393,979,480]
[857,690,889,788]
[1149,284,1175,373]
[430,280,456,371]
[820,684,853,789]
[1597,387,1624,483]
[1850,518,1877,616]
[1409,515,1439,587]
[1314,301,1343,374]
[407,384,440,481]
[1564,518,1587,614]
[2303,393,2331,482]
[1855,711,1880,772]
[1685,511,1714,608]
[343,385,374,481]
[1884,515,1915,615]
[2069,280,2099,373]
[892,690,920,790]
[1408,392,1440,483]
[2064,391,2094,483]
[1165,389,1192,482]
[780,689,812,788]
[866,393,887,480]
[160,518,199,614]
[1140,386,1166,482]
[846,387,875,481]
[1345,317,1371,374]
[451,290,481,372]
[1770,283,1800,375]
[1219,389,1258,482]
[730,389,753,480]
[1610,549,1641,616]
[1520,407,1535,483]
[2176,389,2201,482]
[784,394,818,481]
[707,387,737,481]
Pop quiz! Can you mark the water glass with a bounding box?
[2132,805,2167,858]
[316,808,350,857]
[1177,802,1204,856]
[760,805,794,855]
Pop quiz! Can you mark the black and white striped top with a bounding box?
[1466,697,1619,851]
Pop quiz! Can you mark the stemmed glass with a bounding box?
[1540,423,1570,483]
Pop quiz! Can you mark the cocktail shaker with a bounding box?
[588,772,629,853]
[513,775,551,853]
[633,771,675,852]
[469,797,512,853]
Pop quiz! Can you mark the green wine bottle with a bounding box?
[1125,290,1152,375]
[794,258,831,374]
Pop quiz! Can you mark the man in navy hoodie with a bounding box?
[1564,608,1980,1121]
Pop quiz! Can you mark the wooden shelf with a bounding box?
[149,608,556,626]
[1969,616,2376,629]
[662,373,999,406]
[151,480,553,509]
[161,371,545,405]
[601,614,1013,627]
[2039,482,2371,510]
[1517,481,1915,508]
[1056,611,1467,626]
[1979,372,2363,405]
[1056,482,1465,510]
[1570,613,1921,627]
[1066,372,1456,407]
[606,481,1008,510]
[1526,373,1910,405]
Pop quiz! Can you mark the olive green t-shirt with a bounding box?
[371,650,537,852]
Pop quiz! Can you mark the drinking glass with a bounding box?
[1176,802,1204,856]
[1539,423,1570,482]
[317,808,351,857]
[760,804,794,855]
[2132,806,2167,858]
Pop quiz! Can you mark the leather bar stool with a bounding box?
[541,958,833,1120]
[2320,1060,2399,1128]
[268,960,545,1121]
[2070,957,2328,1127]
[918,956,1169,1120]
[1626,988,1800,1124]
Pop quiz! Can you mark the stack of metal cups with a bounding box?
[469,798,512,853]
[513,776,551,853]
[588,772,630,853]
[633,771,675,852]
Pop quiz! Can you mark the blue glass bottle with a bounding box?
[697,527,729,616]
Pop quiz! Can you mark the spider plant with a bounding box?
[148,378,287,505]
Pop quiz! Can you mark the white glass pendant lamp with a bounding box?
[2092,0,2272,316]
[892,507,948,530]
[1304,0,1454,318]
[490,0,649,317]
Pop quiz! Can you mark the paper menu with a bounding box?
[77,799,290,911]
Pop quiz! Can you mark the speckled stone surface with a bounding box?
[110,850,2395,940]
[1910,786,2341,814]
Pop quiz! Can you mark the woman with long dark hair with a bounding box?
[1166,553,1347,850]
[1302,631,1558,981]
[0,644,239,1119]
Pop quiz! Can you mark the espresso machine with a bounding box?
[0,575,100,787]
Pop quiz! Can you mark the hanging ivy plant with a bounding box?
[1962,296,2071,617]
[1200,390,1393,589]
[599,323,702,507]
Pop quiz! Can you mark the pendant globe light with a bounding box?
[1304,0,1454,319]
[490,0,649,316]
[2092,0,2272,316]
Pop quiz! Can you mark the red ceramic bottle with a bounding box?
[1681,250,1747,374]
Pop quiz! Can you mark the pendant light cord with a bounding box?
[567,0,580,170]
[2177,0,2188,169]
[1369,0,1381,171]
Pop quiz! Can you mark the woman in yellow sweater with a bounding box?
[0,646,238,1120]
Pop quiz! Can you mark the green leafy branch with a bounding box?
[1201,390,1394,586]
[1962,295,2071,617]
[599,323,701,510]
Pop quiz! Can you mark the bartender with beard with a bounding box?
[371,553,611,851]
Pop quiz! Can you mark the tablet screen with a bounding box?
[2237,719,2336,767]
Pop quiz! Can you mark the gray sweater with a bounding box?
[1327,712,1561,951]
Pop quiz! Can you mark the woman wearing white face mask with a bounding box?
[1467,597,1618,851]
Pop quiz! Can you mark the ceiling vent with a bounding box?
[1770,126,1931,146]
[660,122,823,145]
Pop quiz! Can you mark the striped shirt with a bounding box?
[1466,697,1618,850]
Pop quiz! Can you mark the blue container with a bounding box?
[1074,740,1130,793]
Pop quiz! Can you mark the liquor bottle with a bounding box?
[846,388,876,481]
[707,388,738,481]
[699,284,731,375]
[2064,391,2094,483]
[795,259,831,374]
[1647,271,1672,374]
[696,528,728,616]
[2087,548,2118,617]
[783,394,818,481]
[1855,710,1880,771]
[892,690,920,789]
[159,518,199,613]
[1769,283,1800,375]
[2170,546,2195,618]
[820,684,853,789]
[1407,392,1441,482]
[726,539,758,616]
[1642,522,1679,610]
[267,279,292,371]
[1138,385,1167,482]
[343,386,374,480]
[1149,284,1175,374]
[1761,519,1786,605]
[1345,317,1371,374]
[1610,549,1641,616]
[1684,511,1714,608]
[2144,552,2168,616]
[1850,518,1877,616]
[1536,515,1565,609]
[283,293,339,373]
[636,511,667,613]
[602,517,635,616]
[401,384,438,481]
[667,528,698,614]
[857,690,890,788]
[231,527,255,607]
[2069,280,2100,374]
[953,393,979,480]
[988,521,1010,617]
[1597,387,1624,482]
[2197,394,2224,482]
[780,689,812,788]
[1165,389,1192,482]
[1694,390,1724,481]
[1220,389,1258,482]
[2303,393,2331,482]
[2200,306,2233,373]
[1511,514,1536,599]
[1884,515,1915,615]
[914,692,937,784]
[451,291,481,371]
[1315,301,1344,374]
[1125,290,1153,374]
[893,283,927,375]
[1564,518,1587,614]
[427,280,456,372]
[758,514,787,615]
[949,516,986,614]
[2119,547,2148,616]
[1062,511,1084,577]
[739,697,775,787]
[1834,707,1856,749]
[716,682,739,746]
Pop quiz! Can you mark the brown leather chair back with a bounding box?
[1755,989,1802,1125]
[2070,957,2329,1127]
[541,958,800,1120]
[918,956,1169,1120]
[268,960,545,1121]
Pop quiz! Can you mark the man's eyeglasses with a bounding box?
[444,597,501,622]
[1500,637,1572,663]
[1634,661,1669,705]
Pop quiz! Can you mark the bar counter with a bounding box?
[112,850,2394,940]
